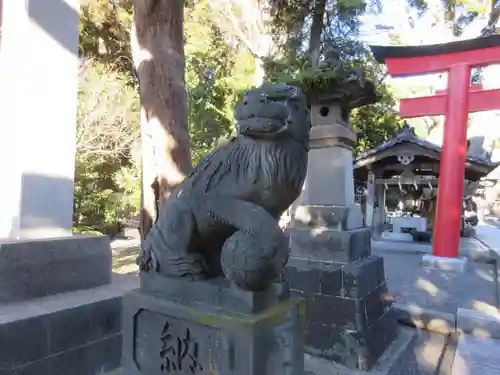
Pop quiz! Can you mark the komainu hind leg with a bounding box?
[139,198,206,280]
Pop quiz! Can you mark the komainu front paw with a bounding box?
[136,247,159,272]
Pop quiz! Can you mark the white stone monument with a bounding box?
[0,1,136,373]
[0,0,78,239]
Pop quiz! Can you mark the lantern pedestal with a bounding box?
[287,79,401,371]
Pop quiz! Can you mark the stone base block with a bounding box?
[285,256,398,371]
[285,256,386,298]
[0,235,112,303]
[0,274,138,375]
[293,205,363,231]
[304,327,418,375]
[451,335,500,375]
[381,231,413,242]
[139,272,290,314]
[457,308,500,338]
[122,275,304,375]
[290,227,371,262]
[461,226,476,238]
[421,255,468,272]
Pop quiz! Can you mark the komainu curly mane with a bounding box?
[187,136,306,214]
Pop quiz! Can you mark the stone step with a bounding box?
[457,307,500,339]
[451,334,500,375]
[0,275,138,375]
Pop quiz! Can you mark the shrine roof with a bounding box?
[354,124,498,171]
[370,35,500,64]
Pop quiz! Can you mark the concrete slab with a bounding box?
[421,255,468,273]
[393,304,455,334]
[452,335,500,375]
[435,332,460,375]
[374,247,499,318]
[413,331,451,375]
[304,327,418,375]
[372,237,492,260]
[452,362,500,375]
[457,308,500,338]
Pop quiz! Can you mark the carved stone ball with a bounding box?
[220,230,289,291]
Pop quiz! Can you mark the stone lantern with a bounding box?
[286,72,409,371]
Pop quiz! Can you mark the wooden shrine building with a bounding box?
[353,124,497,240]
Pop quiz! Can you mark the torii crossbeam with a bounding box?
[400,85,500,117]
[370,35,500,259]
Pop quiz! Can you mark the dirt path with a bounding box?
[112,246,139,275]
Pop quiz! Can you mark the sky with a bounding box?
[358,1,489,88]
[359,0,487,45]
[356,2,500,146]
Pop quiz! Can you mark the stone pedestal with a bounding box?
[288,100,400,371]
[285,254,398,370]
[0,235,112,303]
[0,236,138,375]
[121,274,305,375]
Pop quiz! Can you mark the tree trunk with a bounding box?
[307,0,327,68]
[131,0,192,242]
[254,56,265,86]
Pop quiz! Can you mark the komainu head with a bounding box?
[235,84,311,149]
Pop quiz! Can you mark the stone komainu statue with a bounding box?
[137,84,311,291]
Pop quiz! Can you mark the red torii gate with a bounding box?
[370,35,500,259]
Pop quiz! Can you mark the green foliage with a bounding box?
[75,0,405,232]
[265,57,380,101]
[74,60,140,234]
[351,85,404,154]
[266,58,357,90]
[264,0,402,153]
[77,61,139,163]
[73,161,141,234]
[185,0,255,163]
[79,0,133,70]
[75,0,255,231]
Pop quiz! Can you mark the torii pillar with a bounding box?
[370,36,500,260]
